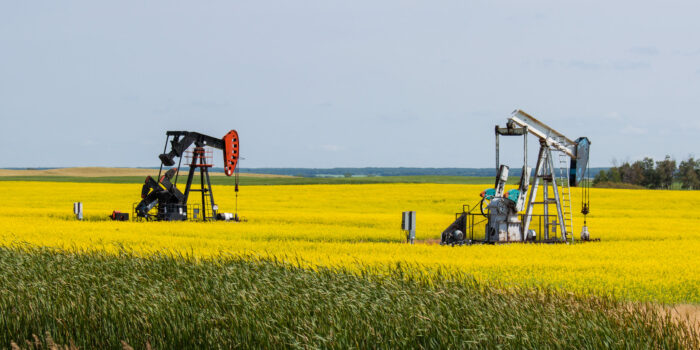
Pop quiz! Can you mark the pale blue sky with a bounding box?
[1,1,698,168]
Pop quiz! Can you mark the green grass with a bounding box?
[592,181,647,189]
[593,181,692,190]
[0,247,697,349]
[0,175,508,186]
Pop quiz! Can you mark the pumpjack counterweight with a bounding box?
[134,130,240,222]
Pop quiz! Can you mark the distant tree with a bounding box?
[608,167,622,183]
[618,163,630,183]
[619,162,644,185]
[638,157,661,188]
[343,173,352,178]
[655,155,676,189]
[676,157,700,189]
[593,170,608,185]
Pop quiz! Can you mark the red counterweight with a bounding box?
[223,130,239,177]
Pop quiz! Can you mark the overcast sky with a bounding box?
[1,1,698,168]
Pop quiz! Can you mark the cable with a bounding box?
[581,153,590,217]
[234,159,240,220]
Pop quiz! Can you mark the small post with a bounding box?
[402,211,416,244]
[73,202,83,220]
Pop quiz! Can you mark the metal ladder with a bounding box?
[557,150,574,242]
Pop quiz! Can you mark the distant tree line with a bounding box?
[593,156,700,189]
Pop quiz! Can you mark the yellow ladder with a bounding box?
[558,152,574,242]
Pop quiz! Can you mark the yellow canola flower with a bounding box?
[0,181,698,304]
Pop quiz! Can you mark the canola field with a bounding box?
[0,181,699,304]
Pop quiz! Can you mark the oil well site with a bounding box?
[1,1,699,349]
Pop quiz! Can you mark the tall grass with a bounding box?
[0,246,697,349]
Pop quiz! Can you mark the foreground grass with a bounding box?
[0,247,697,349]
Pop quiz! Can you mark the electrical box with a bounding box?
[73,202,83,220]
[402,211,416,244]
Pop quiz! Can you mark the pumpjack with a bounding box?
[134,130,240,221]
[441,110,592,245]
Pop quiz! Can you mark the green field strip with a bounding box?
[0,175,515,186]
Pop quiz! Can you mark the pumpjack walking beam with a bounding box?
[509,110,576,158]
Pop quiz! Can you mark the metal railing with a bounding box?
[131,202,205,222]
[452,207,572,244]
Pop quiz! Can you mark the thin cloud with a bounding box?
[320,144,344,152]
[674,49,700,57]
[681,120,700,132]
[604,112,622,120]
[621,126,647,135]
[567,60,603,71]
[612,61,650,71]
[627,46,659,56]
[566,60,649,71]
